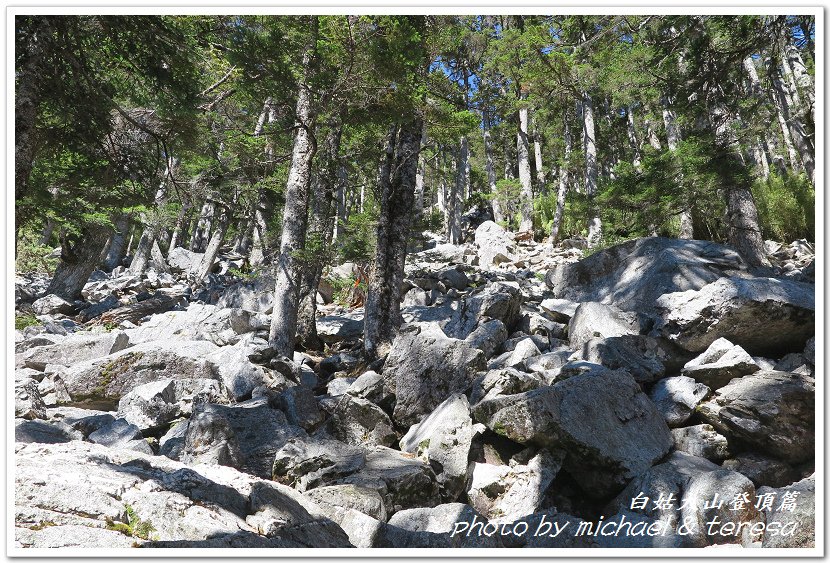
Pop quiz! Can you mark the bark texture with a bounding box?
[47,223,112,300]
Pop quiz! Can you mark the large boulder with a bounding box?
[14,441,351,548]
[399,394,473,500]
[671,424,730,462]
[32,294,77,316]
[444,281,523,338]
[474,221,515,268]
[473,370,672,497]
[380,503,501,548]
[317,313,364,344]
[167,246,204,272]
[545,237,747,313]
[654,277,814,355]
[15,378,47,420]
[382,324,485,427]
[681,337,760,389]
[117,377,228,431]
[579,335,680,384]
[216,273,276,313]
[567,302,646,350]
[22,330,131,371]
[272,437,367,492]
[60,340,222,402]
[758,475,815,548]
[322,394,397,448]
[696,371,814,464]
[648,376,711,428]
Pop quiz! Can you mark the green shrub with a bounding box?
[15,314,40,331]
[15,229,58,275]
[753,172,814,242]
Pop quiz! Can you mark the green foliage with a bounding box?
[753,172,814,242]
[15,229,58,274]
[15,314,40,331]
[106,504,157,541]
[336,206,378,263]
[492,178,523,230]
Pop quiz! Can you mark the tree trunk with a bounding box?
[661,96,693,239]
[47,223,112,300]
[190,200,215,253]
[643,112,663,151]
[167,202,191,258]
[626,106,642,170]
[482,108,503,224]
[517,106,534,232]
[268,16,319,358]
[533,118,545,193]
[333,164,347,241]
[711,105,770,267]
[129,230,155,276]
[103,213,130,271]
[414,125,427,218]
[297,120,342,351]
[39,219,56,246]
[785,44,814,122]
[767,58,815,183]
[449,138,466,244]
[550,111,571,244]
[582,91,601,247]
[193,204,229,282]
[364,118,422,359]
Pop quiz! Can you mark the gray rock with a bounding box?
[180,407,243,467]
[402,287,429,307]
[23,330,130,371]
[272,437,366,492]
[323,394,397,448]
[648,376,711,427]
[545,237,747,314]
[580,335,676,384]
[61,340,222,402]
[304,484,387,522]
[469,368,544,405]
[505,337,541,368]
[803,337,815,365]
[383,324,484,427]
[524,351,572,376]
[167,246,204,272]
[117,377,227,431]
[474,370,672,497]
[463,319,508,359]
[539,297,579,323]
[326,377,356,397]
[15,419,83,444]
[758,475,815,547]
[317,314,364,344]
[15,525,139,548]
[32,294,76,316]
[466,450,562,521]
[274,386,325,431]
[568,302,645,350]
[722,453,799,489]
[444,281,523,338]
[338,446,441,517]
[399,394,473,500]
[45,407,115,438]
[475,221,515,268]
[125,304,269,348]
[346,370,388,406]
[15,378,46,420]
[655,276,814,355]
[380,503,501,548]
[207,340,271,401]
[680,469,761,546]
[438,267,469,290]
[681,337,760,389]
[672,424,731,462]
[697,371,814,464]
[216,273,276,313]
[88,418,152,454]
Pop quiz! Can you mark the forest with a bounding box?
[14,14,817,551]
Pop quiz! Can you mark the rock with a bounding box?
[524,351,572,376]
[654,276,814,355]
[60,340,222,402]
[15,378,46,420]
[648,376,711,427]
[474,221,515,268]
[399,394,473,500]
[580,335,677,384]
[326,377,356,397]
[37,374,72,407]
[803,337,815,365]
[671,425,730,462]
[125,304,269,348]
[463,319,508,359]
[469,368,544,405]
[117,377,227,431]
[568,302,645,350]
[180,406,243,467]
[681,338,760,389]
[272,437,366,492]
[722,453,799,488]
[15,419,83,444]
[444,281,523,338]
[402,287,429,307]
[23,330,131,371]
[383,324,485,427]
[317,314,364,344]
[216,273,275,313]
[680,469,762,546]
[346,370,389,407]
[545,237,747,314]
[323,394,397,448]
[14,441,350,548]
[466,450,563,521]
[504,337,540,368]
[697,371,814,464]
[381,503,500,548]
[88,418,153,454]
[15,525,140,548]
[438,267,469,290]
[32,295,77,316]
[539,298,579,323]
[758,475,815,547]
[167,246,204,272]
[274,386,325,431]
[207,340,271,400]
[338,446,441,516]
[474,370,672,497]
[304,484,387,522]
[46,407,115,437]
